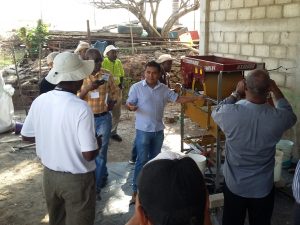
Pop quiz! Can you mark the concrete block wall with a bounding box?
[205,0,300,158]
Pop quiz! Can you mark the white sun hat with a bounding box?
[156,54,174,64]
[74,41,90,54]
[103,45,118,57]
[45,52,94,85]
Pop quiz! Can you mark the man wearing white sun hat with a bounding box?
[21,52,99,225]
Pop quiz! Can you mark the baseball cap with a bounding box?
[103,45,118,56]
[74,41,90,54]
[138,155,207,225]
[45,52,94,85]
[156,54,174,64]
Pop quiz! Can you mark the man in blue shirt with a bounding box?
[126,60,204,205]
[212,69,297,225]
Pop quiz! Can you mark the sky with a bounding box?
[0,0,200,35]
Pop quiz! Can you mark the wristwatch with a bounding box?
[231,91,240,99]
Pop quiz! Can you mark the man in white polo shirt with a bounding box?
[21,52,99,225]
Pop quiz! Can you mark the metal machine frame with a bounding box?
[180,55,265,192]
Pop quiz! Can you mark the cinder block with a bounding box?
[270,46,287,58]
[255,45,270,57]
[248,56,263,62]
[284,4,300,17]
[245,0,259,7]
[266,5,282,18]
[280,32,300,45]
[236,32,249,43]
[252,6,266,19]
[219,43,229,53]
[226,9,238,20]
[210,12,215,22]
[229,44,241,54]
[264,32,280,44]
[264,58,279,70]
[220,0,231,9]
[210,0,219,11]
[209,193,224,209]
[287,46,297,59]
[269,72,285,87]
[259,0,275,5]
[213,32,224,42]
[286,75,296,89]
[249,32,264,44]
[209,42,218,52]
[238,8,251,20]
[279,59,297,74]
[215,10,226,21]
[231,0,244,8]
[225,32,236,43]
[276,0,292,3]
[241,44,254,56]
[224,54,235,58]
[214,53,224,57]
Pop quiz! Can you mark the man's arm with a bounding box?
[81,134,101,161]
[269,79,284,103]
[126,102,138,111]
[175,95,204,104]
[79,80,104,99]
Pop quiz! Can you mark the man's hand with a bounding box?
[127,103,138,111]
[269,79,284,100]
[107,100,117,111]
[236,79,246,98]
[87,80,105,91]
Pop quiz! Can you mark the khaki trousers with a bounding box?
[43,167,96,225]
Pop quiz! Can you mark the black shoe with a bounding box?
[96,190,101,201]
[101,176,108,188]
[111,134,122,142]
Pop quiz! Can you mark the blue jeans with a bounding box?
[94,113,112,192]
[131,136,137,161]
[132,129,164,192]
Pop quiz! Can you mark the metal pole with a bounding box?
[87,20,91,45]
[215,71,223,191]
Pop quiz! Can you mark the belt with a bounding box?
[94,111,109,117]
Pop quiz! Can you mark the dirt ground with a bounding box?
[0,103,186,225]
[0,103,295,225]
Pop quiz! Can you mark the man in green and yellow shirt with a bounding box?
[102,45,125,142]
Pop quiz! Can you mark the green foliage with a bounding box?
[17,19,48,59]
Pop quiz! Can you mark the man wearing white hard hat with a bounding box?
[102,45,125,142]
[21,52,99,225]
[156,54,174,88]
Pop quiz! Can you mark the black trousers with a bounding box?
[294,202,300,225]
[222,184,274,225]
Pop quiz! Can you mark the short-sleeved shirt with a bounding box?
[293,160,300,204]
[80,69,119,114]
[21,90,98,174]
[212,98,297,198]
[126,80,178,132]
[102,57,124,85]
